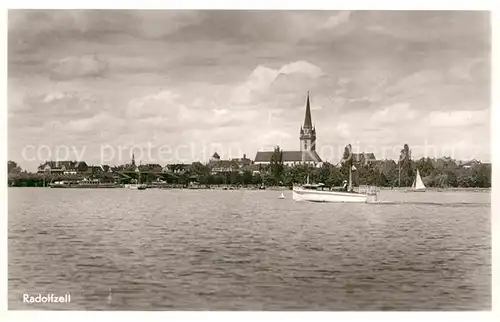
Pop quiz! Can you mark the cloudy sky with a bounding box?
[8,10,490,170]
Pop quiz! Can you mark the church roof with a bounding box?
[303,92,313,128]
[254,150,322,163]
[212,152,220,159]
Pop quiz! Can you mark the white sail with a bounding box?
[413,169,426,191]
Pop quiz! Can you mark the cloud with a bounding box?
[427,110,489,127]
[64,112,121,133]
[49,54,108,80]
[386,70,444,96]
[279,61,324,78]
[10,91,98,122]
[127,90,180,118]
[126,89,263,132]
[231,61,324,104]
[320,11,351,30]
[9,11,204,48]
[371,103,418,124]
[212,109,229,116]
[447,58,489,82]
[42,92,66,103]
[256,130,293,149]
[163,11,340,44]
[334,122,351,138]
[7,11,492,170]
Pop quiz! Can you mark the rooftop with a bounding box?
[254,150,322,163]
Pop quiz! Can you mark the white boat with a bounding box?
[407,169,426,192]
[128,184,147,190]
[278,192,285,199]
[292,170,378,203]
[128,166,147,190]
[293,184,376,203]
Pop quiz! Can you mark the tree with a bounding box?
[445,170,457,187]
[190,162,209,176]
[213,175,223,185]
[269,145,284,184]
[242,170,253,185]
[229,171,238,185]
[318,162,332,185]
[416,157,434,177]
[198,175,208,185]
[8,161,22,174]
[340,144,354,189]
[252,173,262,185]
[399,144,412,186]
[472,164,491,188]
[262,173,275,186]
[377,171,389,187]
[340,144,353,177]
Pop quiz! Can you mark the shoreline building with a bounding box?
[208,152,252,175]
[37,161,89,175]
[254,92,322,166]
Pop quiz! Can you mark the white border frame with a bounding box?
[1,1,498,322]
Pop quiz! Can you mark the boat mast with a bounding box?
[138,161,141,185]
[398,162,401,188]
[348,165,352,192]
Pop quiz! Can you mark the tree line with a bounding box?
[7,143,492,188]
[265,144,491,188]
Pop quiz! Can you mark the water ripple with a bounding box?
[8,188,491,310]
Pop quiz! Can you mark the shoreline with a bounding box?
[379,187,491,192]
[7,185,491,192]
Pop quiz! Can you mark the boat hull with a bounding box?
[292,187,373,203]
[405,188,426,192]
[127,184,147,190]
[49,183,121,188]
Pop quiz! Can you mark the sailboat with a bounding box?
[292,166,378,203]
[407,169,426,192]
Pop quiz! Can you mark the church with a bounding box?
[254,92,323,166]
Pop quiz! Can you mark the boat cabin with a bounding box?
[302,183,328,190]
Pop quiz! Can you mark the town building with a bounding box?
[254,92,323,166]
[138,163,163,173]
[231,154,252,167]
[208,152,244,175]
[37,161,88,175]
[87,164,113,175]
[352,153,377,166]
[165,164,191,174]
[459,159,482,169]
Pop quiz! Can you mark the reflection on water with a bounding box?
[8,188,491,310]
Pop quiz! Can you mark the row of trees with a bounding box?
[265,144,491,188]
[7,142,492,188]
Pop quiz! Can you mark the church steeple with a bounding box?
[300,92,317,152]
[303,91,313,129]
[131,151,136,166]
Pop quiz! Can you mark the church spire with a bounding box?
[303,91,313,129]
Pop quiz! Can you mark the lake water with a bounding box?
[8,188,491,310]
